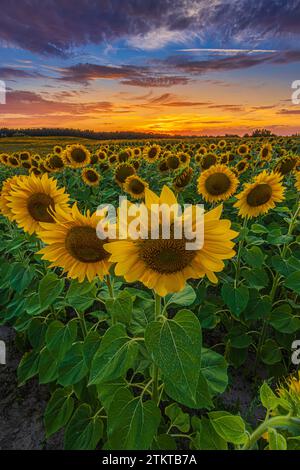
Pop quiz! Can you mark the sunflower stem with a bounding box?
[106,274,116,324]
[242,415,300,450]
[234,217,248,288]
[152,293,161,405]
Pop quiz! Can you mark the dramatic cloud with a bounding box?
[0,67,43,79]
[0,1,299,56]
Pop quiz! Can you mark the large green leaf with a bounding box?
[285,272,300,295]
[269,304,300,334]
[44,388,74,437]
[89,324,138,385]
[209,411,247,445]
[58,342,88,386]
[66,280,97,312]
[39,272,64,308]
[105,290,133,325]
[221,284,249,316]
[145,309,212,408]
[45,319,77,359]
[17,350,39,386]
[166,284,196,307]
[64,404,103,450]
[107,388,161,450]
[201,348,228,396]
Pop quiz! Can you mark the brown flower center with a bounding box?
[205,172,231,195]
[71,148,87,163]
[27,193,55,222]
[65,226,109,263]
[128,178,145,195]
[246,183,272,207]
[139,237,196,274]
[202,154,217,169]
[85,170,99,182]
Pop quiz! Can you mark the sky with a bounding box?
[0,0,300,136]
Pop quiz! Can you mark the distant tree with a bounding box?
[251,129,276,137]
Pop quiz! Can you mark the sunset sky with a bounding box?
[0,0,300,135]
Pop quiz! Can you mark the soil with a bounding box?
[0,326,63,450]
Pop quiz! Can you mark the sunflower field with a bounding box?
[0,137,300,451]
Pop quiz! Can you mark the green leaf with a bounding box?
[285,272,300,295]
[268,428,287,450]
[89,324,138,385]
[145,309,212,408]
[96,379,127,412]
[66,280,97,312]
[269,304,300,334]
[64,404,103,450]
[58,342,88,386]
[106,290,133,325]
[107,388,161,450]
[152,434,177,450]
[165,403,190,433]
[83,330,101,368]
[39,272,64,308]
[28,318,47,349]
[209,411,247,445]
[193,417,227,450]
[166,284,196,307]
[261,339,282,365]
[44,388,74,438]
[45,319,77,359]
[243,268,269,290]
[38,348,59,384]
[201,348,228,396]
[260,382,280,411]
[9,263,34,293]
[17,350,39,386]
[221,284,249,316]
[244,246,265,268]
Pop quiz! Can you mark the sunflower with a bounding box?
[38,203,111,282]
[275,154,298,175]
[132,160,140,171]
[234,170,285,218]
[218,140,227,149]
[277,371,300,414]
[65,144,91,168]
[166,154,180,170]
[260,143,272,161]
[124,175,148,199]
[0,175,25,221]
[235,159,249,174]
[218,153,229,164]
[53,145,63,155]
[209,143,217,151]
[0,153,9,165]
[144,144,161,163]
[132,147,142,158]
[177,152,191,167]
[7,174,70,234]
[108,154,118,166]
[21,159,32,170]
[90,154,99,165]
[82,168,101,186]
[104,186,238,296]
[173,167,193,192]
[198,146,207,156]
[295,172,300,191]
[7,155,20,168]
[114,162,136,187]
[117,149,130,163]
[237,144,249,156]
[48,154,65,172]
[97,149,107,162]
[197,164,239,203]
[158,159,169,173]
[19,151,30,162]
[200,153,218,170]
